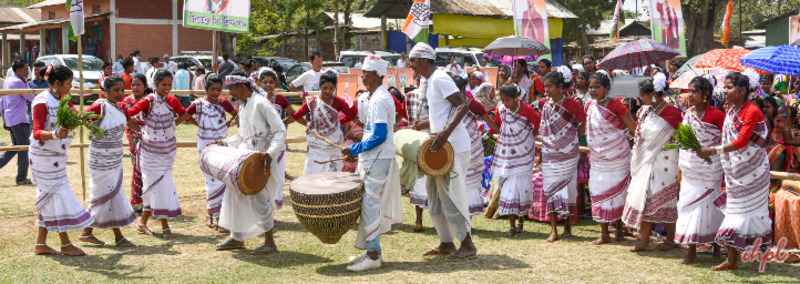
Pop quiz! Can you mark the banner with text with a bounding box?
[183,0,250,33]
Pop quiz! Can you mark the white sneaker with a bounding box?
[346,254,382,272]
[347,254,366,265]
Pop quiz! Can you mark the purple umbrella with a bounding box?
[597,38,680,71]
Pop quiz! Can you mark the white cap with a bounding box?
[557,65,572,83]
[571,64,584,73]
[653,72,667,92]
[362,55,388,77]
[409,42,435,60]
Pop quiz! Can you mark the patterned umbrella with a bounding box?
[740,45,800,75]
[597,39,680,71]
[484,35,550,56]
[694,48,751,71]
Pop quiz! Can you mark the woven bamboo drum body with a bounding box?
[290,172,364,244]
[200,144,270,195]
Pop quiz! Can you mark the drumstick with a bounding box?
[312,130,345,149]
[314,157,348,164]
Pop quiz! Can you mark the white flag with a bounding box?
[68,0,84,36]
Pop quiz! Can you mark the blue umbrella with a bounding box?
[740,45,800,75]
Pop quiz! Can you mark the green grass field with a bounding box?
[0,124,798,283]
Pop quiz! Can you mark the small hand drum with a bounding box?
[417,138,454,177]
[200,144,271,195]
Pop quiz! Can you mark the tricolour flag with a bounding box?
[610,0,624,42]
[66,0,84,41]
[403,0,432,42]
[720,0,734,47]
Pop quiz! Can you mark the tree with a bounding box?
[683,0,724,56]
[560,0,617,57]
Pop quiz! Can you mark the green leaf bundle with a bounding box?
[674,124,702,151]
[55,95,104,138]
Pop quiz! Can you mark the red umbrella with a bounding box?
[694,48,751,71]
[597,39,680,71]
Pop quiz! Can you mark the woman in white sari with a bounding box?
[79,77,136,247]
[675,76,724,264]
[699,72,772,271]
[585,72,637,245]
[623,78,683,252]
[30,66,94,256]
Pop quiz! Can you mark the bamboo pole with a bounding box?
[77,36,87,201]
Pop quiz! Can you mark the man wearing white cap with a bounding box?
[408,42,477,258]
[342,55,402,272]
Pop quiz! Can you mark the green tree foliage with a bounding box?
[560,0,617,56]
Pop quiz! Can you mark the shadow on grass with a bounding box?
[727,261,800,280]
[231,249,333,268]
[47,252,151,281]
[315,254,529,276]
[274,220,308,232]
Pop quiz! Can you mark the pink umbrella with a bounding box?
[597,38,680,71]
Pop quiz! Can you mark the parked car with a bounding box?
[35,54,104,103]
[169,55,205,71]
[339,50,401,68]
[433,47,486,68]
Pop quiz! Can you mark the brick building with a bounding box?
[0,0,215,68]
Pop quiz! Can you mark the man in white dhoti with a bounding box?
[341,56,401,272]
[409,42,477,258]
[215,72,286,254]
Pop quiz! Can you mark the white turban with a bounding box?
[743,69,760,91]
[409,42,435,60]
[571,64,584,73]
[470,70,485,81]
[362,55,389,77]
[653,72,667,93]
[557,65,572,83]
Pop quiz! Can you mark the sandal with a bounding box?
[137,224,153,235]
[216,238,245,251]
[253,244,278,255]
[79,234,106,246]
[115,238,135,248]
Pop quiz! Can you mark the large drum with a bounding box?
[289,172,363,244]
[200,144,270,195]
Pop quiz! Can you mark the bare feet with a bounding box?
[413,223,424,233]
[161,228,172,239]
[507,228,517,238]
[592,236,611,245]
[630,243,649,252]
[254,244,278,255]
[547,232,559,243]
[712,261,737,271]
[450,244,477,259]
[34,244,58,255]
[115,238,135,248]
[216,237,245,251]
[60,244,86,256]
[137,223,153,235]
[79,234,106,246]
[423,243,456,257]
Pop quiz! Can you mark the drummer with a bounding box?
[341,55,402,272]
[408,42,477,258]
[215,72,286,254]
[291,70,357,174]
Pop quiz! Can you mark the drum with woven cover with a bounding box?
[200,144,270,195]
[418,137,454,177]
[290,172,363,244]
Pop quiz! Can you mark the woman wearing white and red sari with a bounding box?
[493,84,541,237]
[585,72,637,245]
[539,71,586,242]
[675,76,725,264]
[623,78,683,252]
[699,72,773,271]
[292,71,356,175]
[126,70,186,238]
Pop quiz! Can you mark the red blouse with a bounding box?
[730,101,765,150]
[292,96,355,122]
[701,106,725,130]
[658,104,683,129]
[493,103,541,135]
[126,94,186,118]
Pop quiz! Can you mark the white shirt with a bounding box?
[424,69,470,153]
[145,67,158,89]
[291,69,322,92]
[225,93,286,159]
[359,86,395,161]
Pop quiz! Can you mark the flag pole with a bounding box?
[77,35,87,201]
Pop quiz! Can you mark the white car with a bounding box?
[434,47,486,68]
[339,50,401,68]
[35,54,104,90]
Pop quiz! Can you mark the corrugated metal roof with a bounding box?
[432,0,577,19]
[0,7,41,24]
[28,0,65,9]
